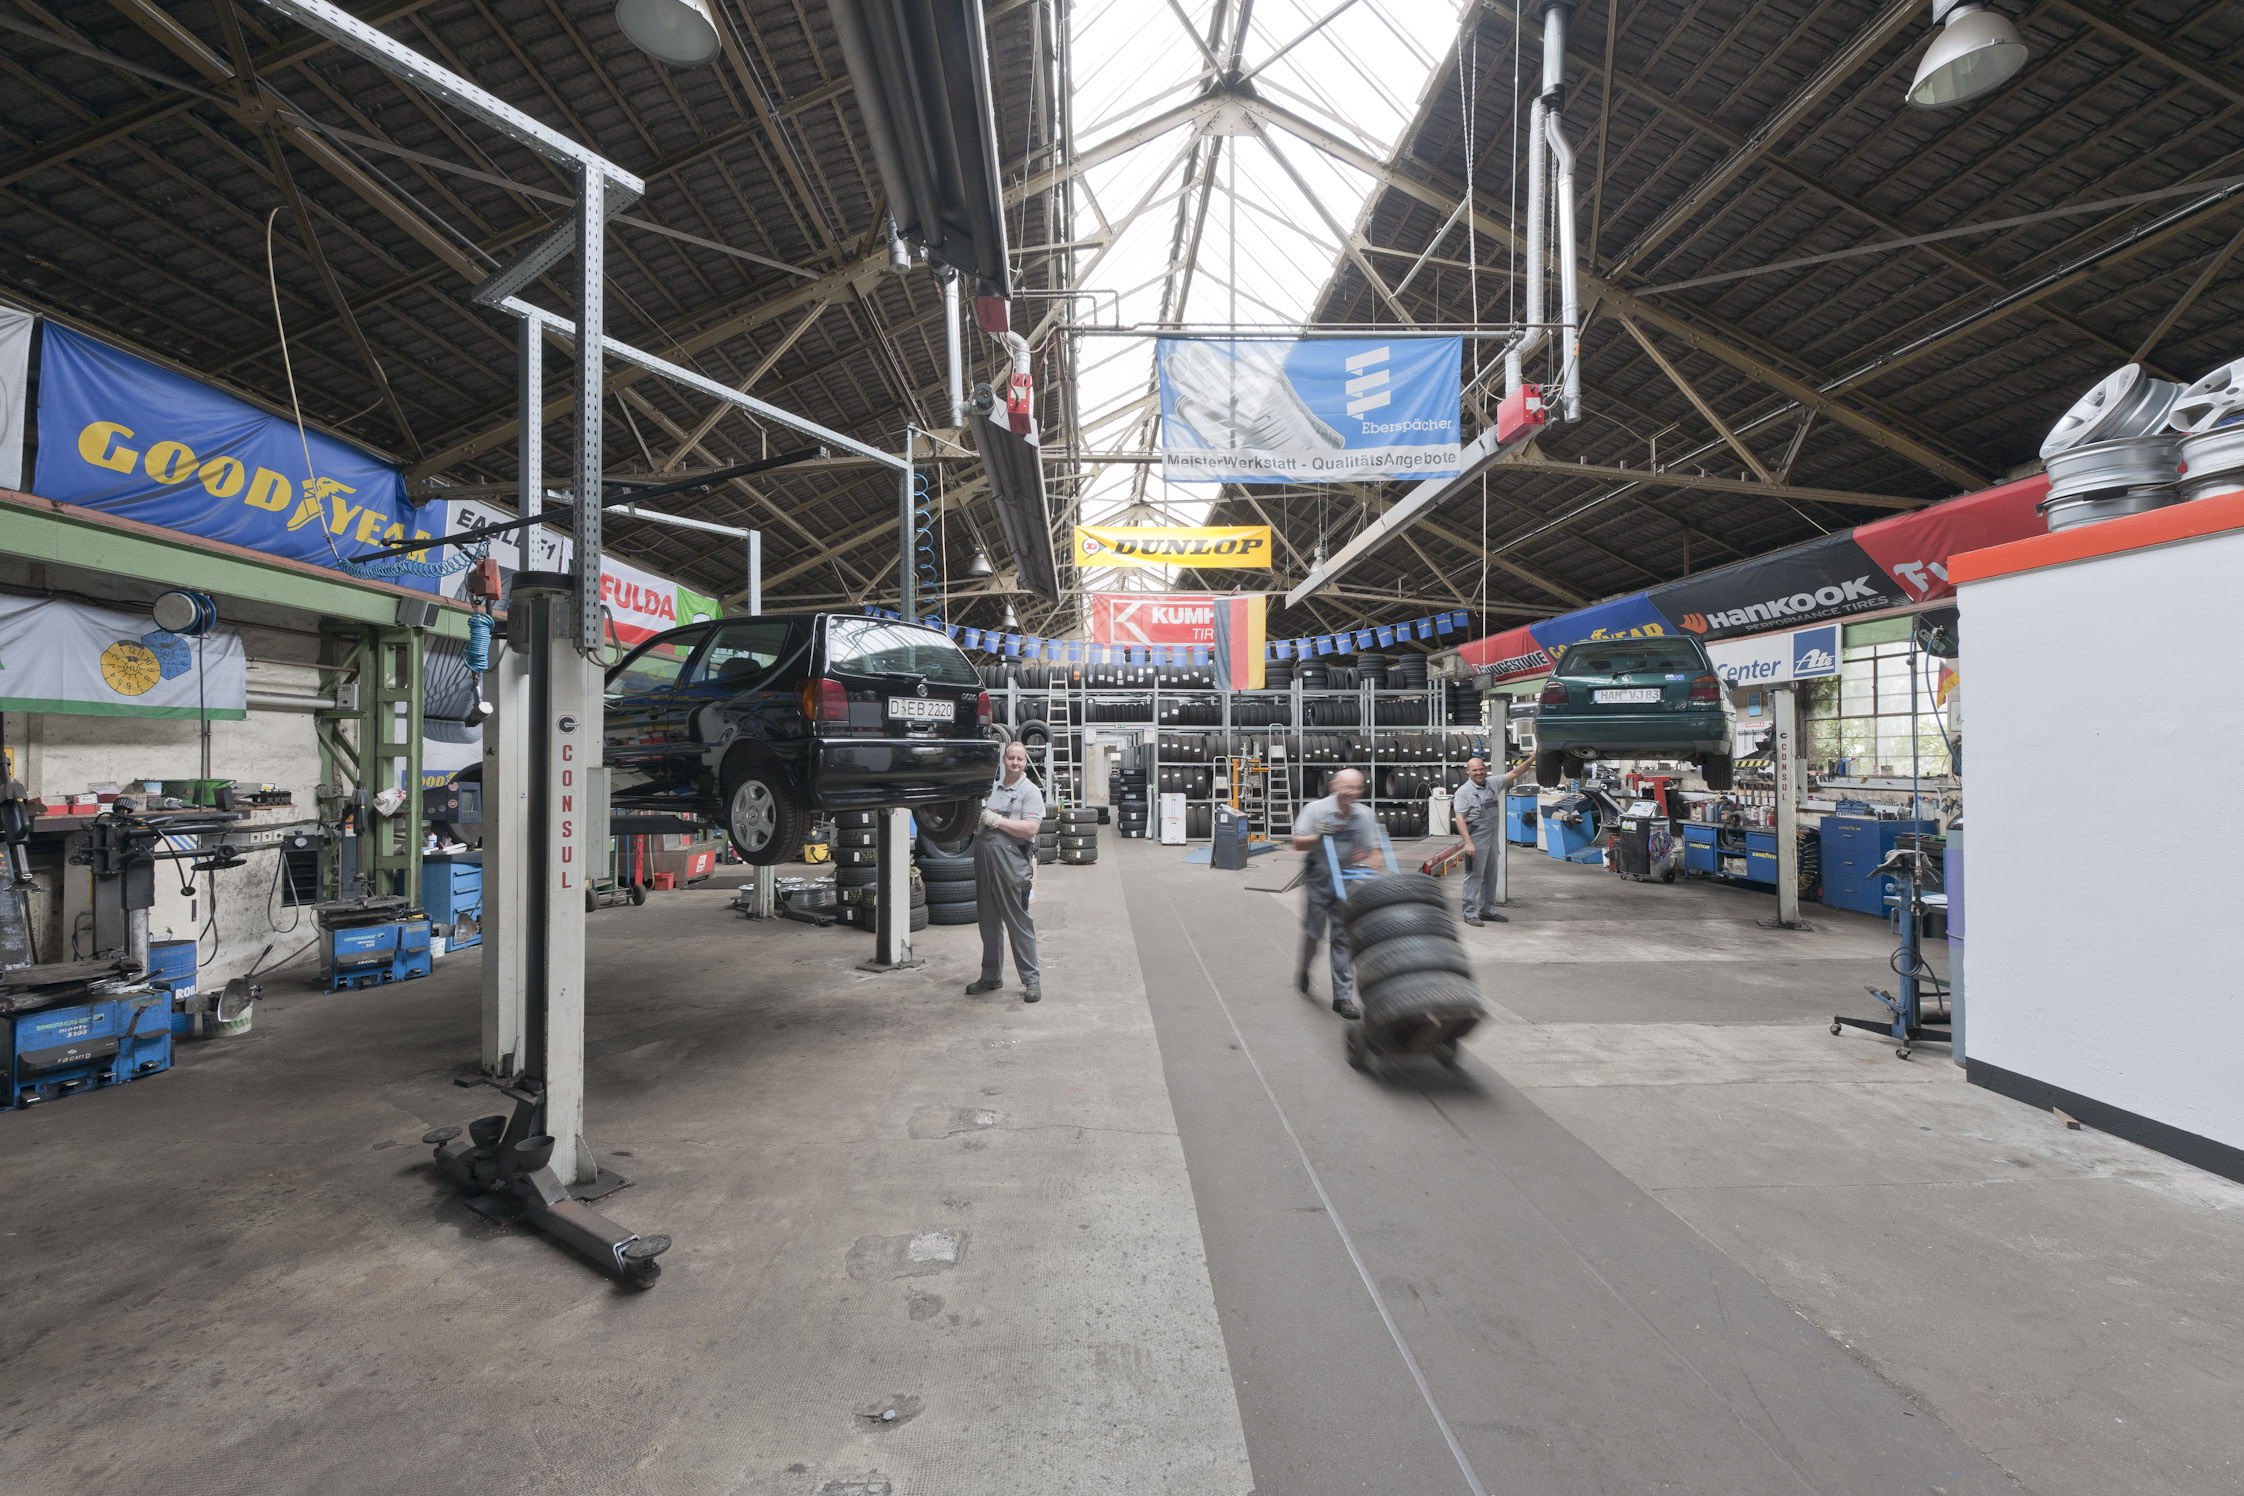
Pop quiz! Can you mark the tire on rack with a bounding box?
[1353,932,1475,989]
[1059,847,1098,864]
[925,880,978,906]
[837,865,878,888]
[835,809,877,829]
[929,902,980,924]
[1058,833,1096,850]
[1017,719,1051,749]
[1343,900,1455,948]
[721,765,808,865]
[836,828,878,849]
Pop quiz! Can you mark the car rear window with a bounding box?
[1560,639,1706,676]
[824,617,981,686]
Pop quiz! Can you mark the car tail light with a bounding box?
[800,677,849,722]
[976,690,992,728]
[1539,680,1569,706]
[1689,675,1721,701]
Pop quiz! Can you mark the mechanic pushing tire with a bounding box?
[1335,871,1487,1072]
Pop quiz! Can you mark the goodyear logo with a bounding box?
[72,420,432,552]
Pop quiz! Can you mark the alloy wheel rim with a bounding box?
[731,781,776,849]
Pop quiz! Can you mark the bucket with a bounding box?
[211,1005,253,1037]
[429,931,448,959]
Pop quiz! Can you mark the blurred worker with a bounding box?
[1291,766,1378,1020]
[1452,756,1531,926]
[966,740,1044,1004]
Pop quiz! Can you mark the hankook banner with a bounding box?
[1156,336,1461,484]
[1073,524,1273,570]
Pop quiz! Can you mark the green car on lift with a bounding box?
[1532,635,1734,789]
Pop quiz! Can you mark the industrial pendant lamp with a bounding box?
[967,546,994,577]
[1906,0,2027,109]
[615,0,721,66]
[1001,602,1019,629]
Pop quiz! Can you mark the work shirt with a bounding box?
[1294,793,1379,900]
[976,772,1046,872]
[1452,779,1502,842]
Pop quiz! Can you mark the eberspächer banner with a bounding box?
[1073,524,1273,570]
[1156,336,1461,484]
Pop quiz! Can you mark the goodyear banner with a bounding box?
[1157,336,1461,484]
[32,326,439,591]
[1073,524,1273,571]
[0,595,246,719]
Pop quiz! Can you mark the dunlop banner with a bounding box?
[1073,524,1273,571]
[31,325,439,591]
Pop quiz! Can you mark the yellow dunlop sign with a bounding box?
[1073,524,1273,570]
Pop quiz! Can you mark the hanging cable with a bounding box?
[1507,16,1521,331]
[1459,29,1481,383]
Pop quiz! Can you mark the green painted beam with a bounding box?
[0,497,472,639]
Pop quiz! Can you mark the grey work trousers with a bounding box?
[976,845,1039,987]
[1298,889,1355,1004]
[1459,813,1501,916]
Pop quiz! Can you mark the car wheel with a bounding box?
[723,768,806,865]
[1700,754,1735,792]
[916,798,981,848]
[1535,750,1564,788]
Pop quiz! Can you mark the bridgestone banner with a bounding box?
[1156,336,1462,484]
[1073,524,1272,571]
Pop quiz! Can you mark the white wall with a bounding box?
[1964,528,2244,1152]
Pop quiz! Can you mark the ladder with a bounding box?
[1265,735,1293,837]
[1044,676,1076,808]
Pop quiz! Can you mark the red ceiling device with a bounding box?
[1496,383,1547,446]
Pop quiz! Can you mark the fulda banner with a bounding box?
[1073,524,1273,570]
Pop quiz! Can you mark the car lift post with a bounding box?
[1759,684,1813,931]
[859,808,920,972]
[1486,693,1513,917]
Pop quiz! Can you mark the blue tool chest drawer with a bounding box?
[1818,817,1934,915]
[422,859,483,949]
[1682,824,1718,873]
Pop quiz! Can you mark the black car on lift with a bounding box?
[603,613,999,863]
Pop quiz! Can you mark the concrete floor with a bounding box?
[1,842,2238,1494]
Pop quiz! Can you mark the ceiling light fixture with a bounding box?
[615,0,721,67]
[967,546,994,577]
[1906,0,2027,109]
[1001,602,1019,629]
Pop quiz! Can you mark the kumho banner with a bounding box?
[32,326,439,591]
[1073,523,1272,570]
[1089,591,1265,649]
[1156,336,1461,484]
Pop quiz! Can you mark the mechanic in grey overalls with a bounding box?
[1290,766,1378,1020]
[966,740,1045,1004]
[1452,756,1530,925]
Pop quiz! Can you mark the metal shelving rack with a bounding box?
[984,671,1489,842]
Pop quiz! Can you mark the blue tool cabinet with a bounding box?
[1817,815,1936,915]
[324,916,432,992]
[1506,792,1538,846]
[422,858,483,950]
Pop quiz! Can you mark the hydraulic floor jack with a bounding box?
[1832,845,1951,1060]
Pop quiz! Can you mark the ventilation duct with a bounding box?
[829,0,1014,297]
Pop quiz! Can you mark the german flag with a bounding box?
[1210,594,1266,691]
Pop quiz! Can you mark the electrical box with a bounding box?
[1496,383,1547,445]
[1158,792,1188,845]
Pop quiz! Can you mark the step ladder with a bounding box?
[1044,677,1077,808]
[1265,734,1293,837]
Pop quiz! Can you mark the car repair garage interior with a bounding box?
[2,1,2241,1492]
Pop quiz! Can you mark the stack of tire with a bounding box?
[1336,873,1486,1070]
[916,835,980,925]
[1058,806,1099,864]
[1114,768,1149,837]
[843,867,929,931]
[831,811,879,911]
[1263,659,1293,690]
[1036,814,1059,865]
[1297,660,1329,689]
[1356,652,1388,689]
[1394,652,1429,691]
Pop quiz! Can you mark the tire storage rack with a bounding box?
[978,656,1488,842]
